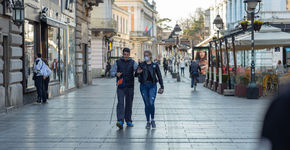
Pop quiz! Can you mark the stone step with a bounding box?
[224,89,235,96]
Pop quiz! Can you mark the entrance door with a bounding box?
[83,44,88,84]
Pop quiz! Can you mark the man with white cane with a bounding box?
[110,48,138,129]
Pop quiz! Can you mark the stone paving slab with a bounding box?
[0,69,272,150]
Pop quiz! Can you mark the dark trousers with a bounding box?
[117,87,134,122]
[43,77,50,102]
[181,67,185,76]
[191,73,199,87]
[35,76,44,101]
[140,82,157,122]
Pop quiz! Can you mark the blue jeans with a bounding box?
[140,82,157,122]
[191,73,199,87]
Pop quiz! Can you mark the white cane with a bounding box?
[109,87,118,125]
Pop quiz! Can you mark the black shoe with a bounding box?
[151,121,156,129]
[146,122,151,129]
[42,101,48,104]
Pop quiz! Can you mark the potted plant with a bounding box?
[253,20,263,32]
[240,20,249,31]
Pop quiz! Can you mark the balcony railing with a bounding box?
[130,31,151,37]
[90,18,117,32]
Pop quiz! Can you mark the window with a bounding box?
[67,27,76,89]
[47,26,59,81]
[24,21,35,89]
[117,16,119,32]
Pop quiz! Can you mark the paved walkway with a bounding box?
[0,68,271,150]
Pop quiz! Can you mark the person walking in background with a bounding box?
[52,59,57,80]
[180,59,186,76]
[189,60,201,91]
[136,51,164,129]
[105,61,111,77]
[163,58,168,76]
[42,58,52,104]
[110,48,138,129]
[33,53,45,103]
[276,60,285,75]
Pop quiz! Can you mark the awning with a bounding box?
[195,35,214,47]
[40,14,67,29]
[233,26,290,50]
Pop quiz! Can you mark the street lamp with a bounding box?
[172,24,182,81]
[244,0,261,99]
[213,15,224,38]
[9,0,25,27]
[213,15,224,91]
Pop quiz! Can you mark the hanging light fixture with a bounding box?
[9,0,25,27]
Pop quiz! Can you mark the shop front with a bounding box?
[23,7,76,102]
[206,25,290,97]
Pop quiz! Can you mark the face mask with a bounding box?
[144,56,150,62]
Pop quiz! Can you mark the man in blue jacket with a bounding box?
[111,48,138,129]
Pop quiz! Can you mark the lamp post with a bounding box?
[8,0,25,27]
[244,0,261,99]
[213,15,224,91]
[213,15,224,39]
[172,24,182,81]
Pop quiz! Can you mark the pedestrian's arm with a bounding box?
[110,62,118,77]
[156,64,164,89]
[133,61,139,77]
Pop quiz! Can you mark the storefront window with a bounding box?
[24,21,35,89]
[67,27,76,89]
[48,26,59,81]
[59,29,66,91]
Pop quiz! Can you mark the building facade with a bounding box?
[112,4,130,58]
[0,0,24,111]
[114,0,158,61]
[0,0,102,112]
[90,0,116,77]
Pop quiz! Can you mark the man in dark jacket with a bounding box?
[258,85,290,150]
[110,48,138,129]
[189,60,201,89]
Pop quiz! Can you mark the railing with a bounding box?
[227,11,290,30]
[130,31,151,37]
[90,18,117,31]
[259,11,290,21]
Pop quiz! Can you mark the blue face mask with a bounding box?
[144,56,150,62]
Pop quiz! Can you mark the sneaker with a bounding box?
[42,101,48,104]
[146,122,151,129]
[151,121,156,129]
[116,121,124,129]
[126,122,134,127]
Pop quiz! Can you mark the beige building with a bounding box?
[287,0,290,10]
[114,0,158,61]
[90,0,117,77]
[112,4,130,59]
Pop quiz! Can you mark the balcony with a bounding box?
[130,31,152,41]
[90,18,117,33]
[259,11,290,22]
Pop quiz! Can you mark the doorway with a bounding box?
[83,44,88,84]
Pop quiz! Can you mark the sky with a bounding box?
[154,0,213,28]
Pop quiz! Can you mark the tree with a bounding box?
[157,18,172,31]
[179,8,205,46]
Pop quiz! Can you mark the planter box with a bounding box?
[218,83,228,94]
[235,84,263,97]
[235,84,247,97]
